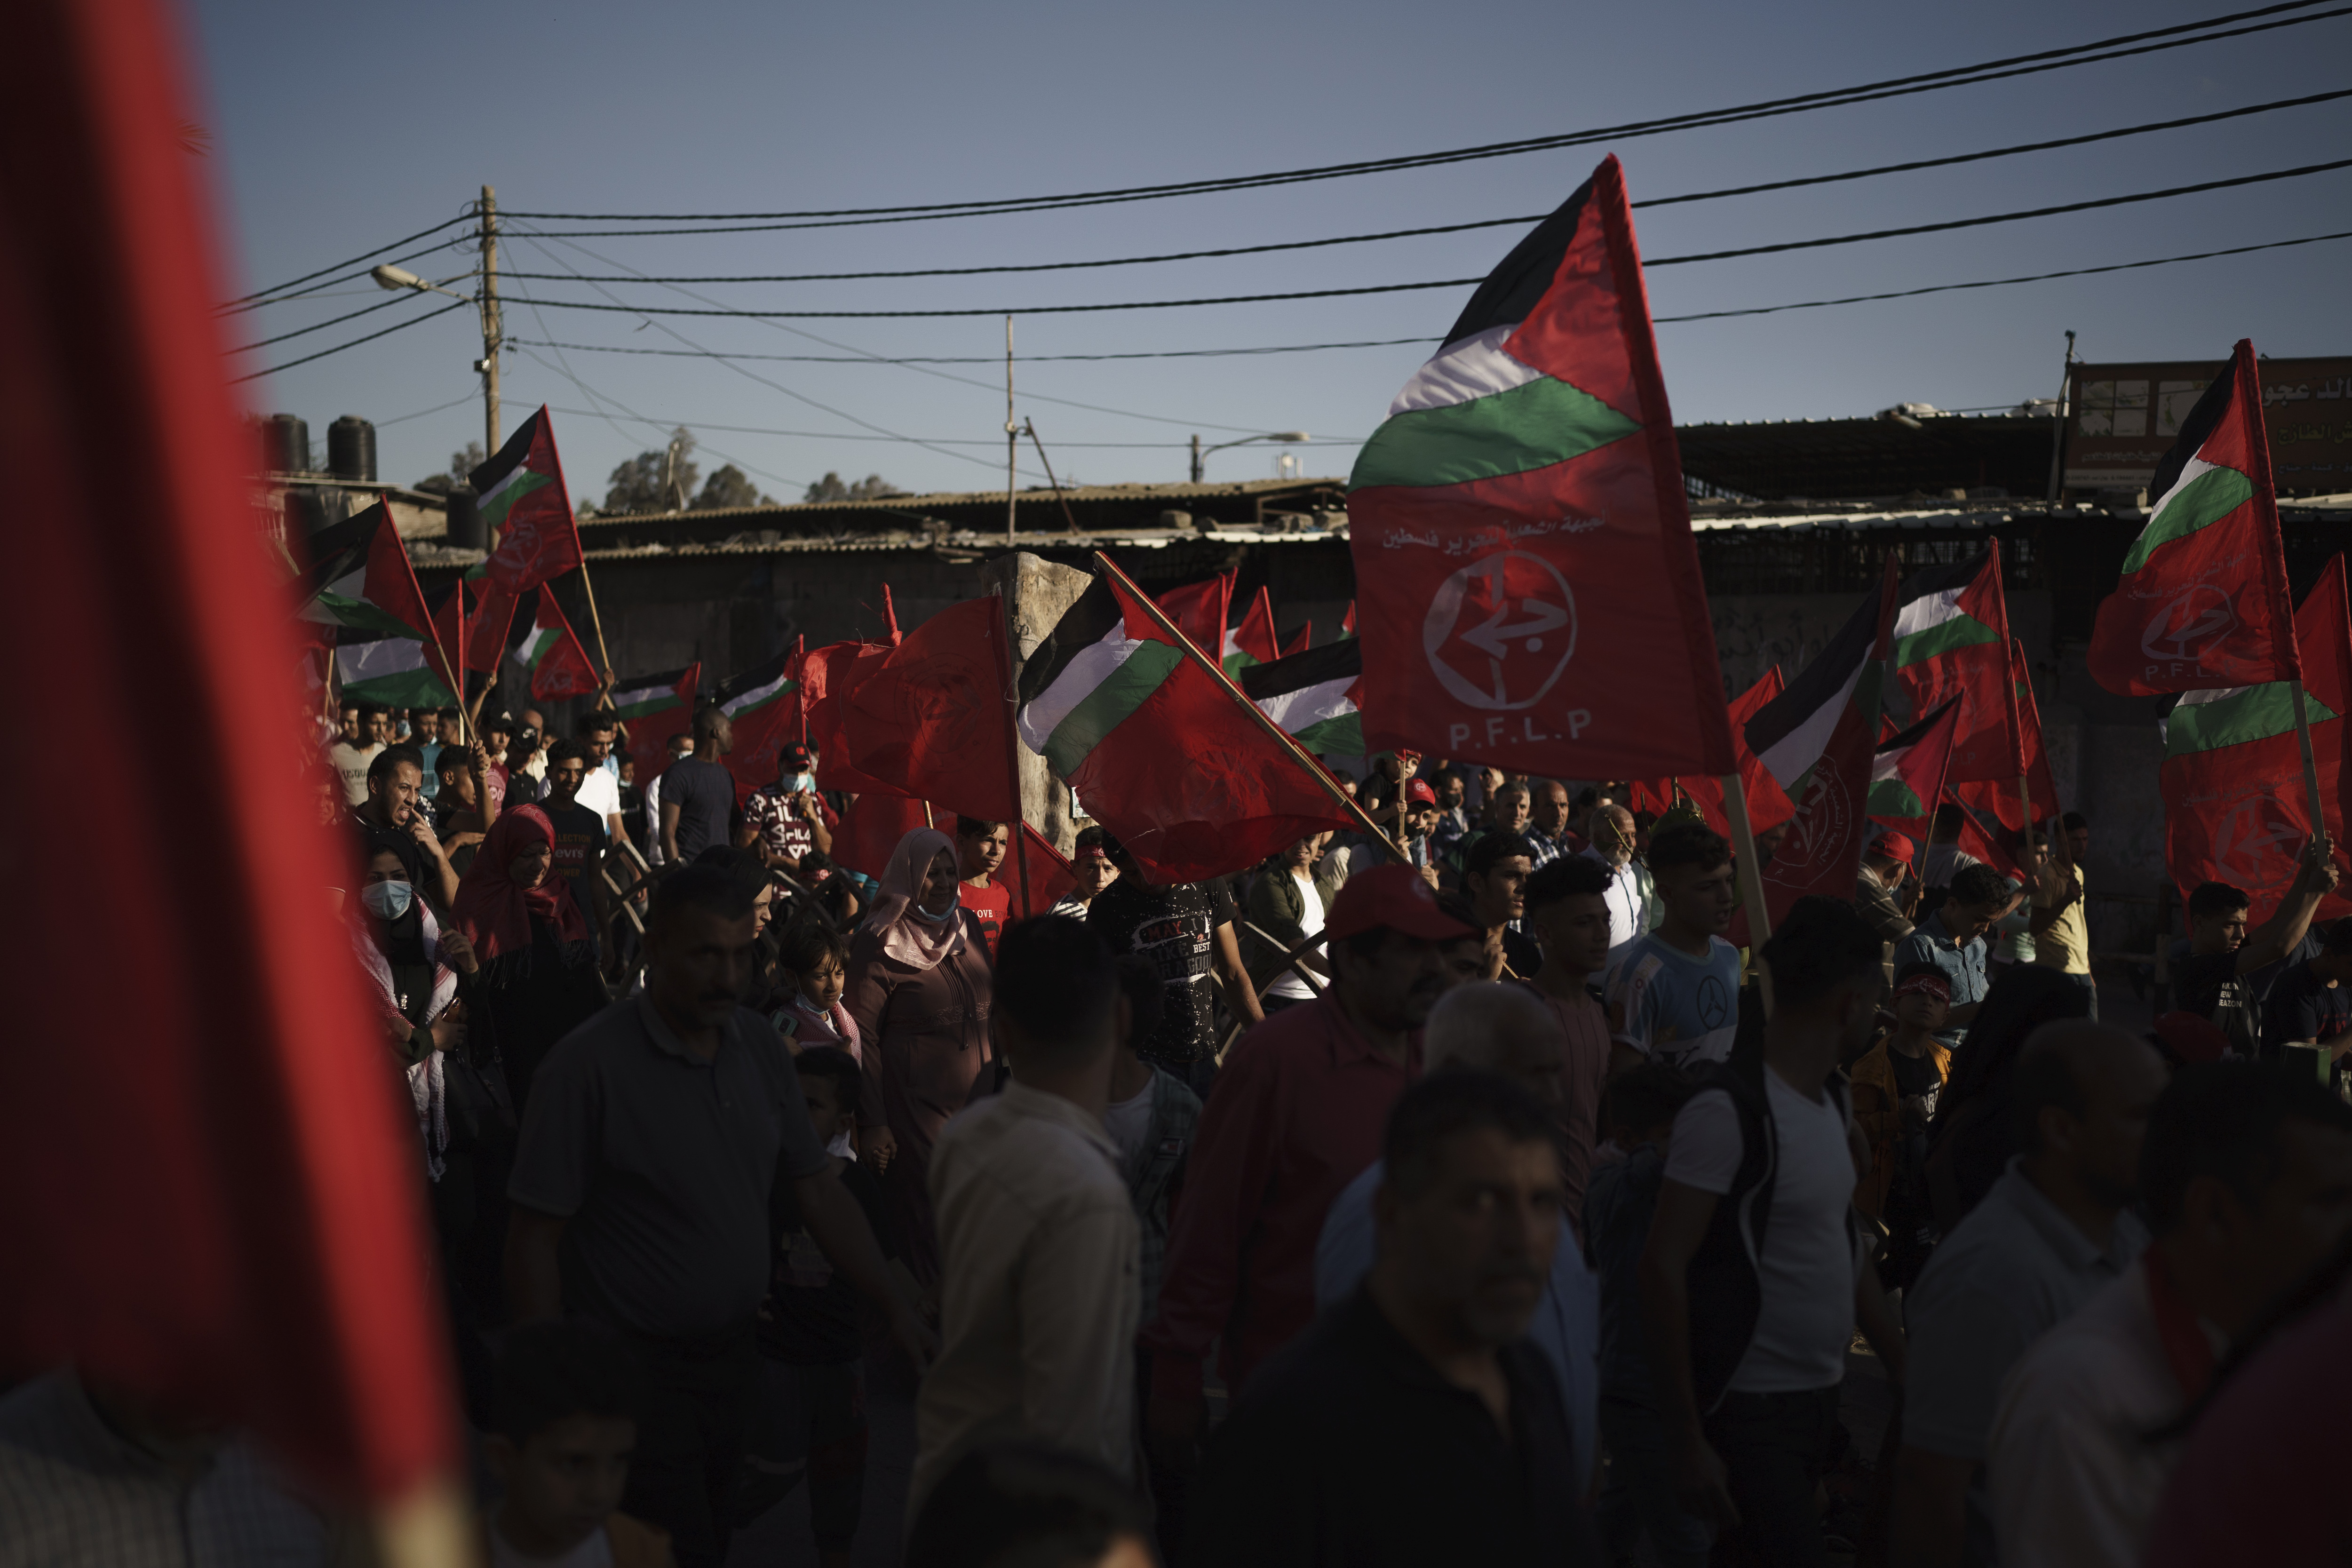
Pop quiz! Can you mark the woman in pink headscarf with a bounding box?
[844,825,994,1286]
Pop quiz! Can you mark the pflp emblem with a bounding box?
[1419,551,1577,711]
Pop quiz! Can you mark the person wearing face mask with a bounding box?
[352,843,479,1181]
[843,828,996,1289]
[742,742,836,874]
[452,805,612,1121]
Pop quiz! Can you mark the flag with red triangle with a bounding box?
[514,587,601,701]
[1891,542,2016,783]
[1656,668,1797,839]
[469,405,584,593]
[2161,554,2352,923]
[717,646,803,804]
[611,663,699,782]
[2089,341,2301,697]
[1867,700,1963,839]
[1282,620,1312,657]
[1343,155,1735,781]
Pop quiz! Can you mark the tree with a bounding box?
[603,428,699,514]
[413,442,486,497]
[692,464,773,510]
[803,471,905,503]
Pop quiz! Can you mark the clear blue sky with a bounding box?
[187,0,2352,501]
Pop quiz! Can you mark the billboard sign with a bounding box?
[2065,356,2352,494]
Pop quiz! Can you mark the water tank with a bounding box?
[282,487,336,539]
[327,415,376,482]
[444,484,484,550]
[263,414,309,474]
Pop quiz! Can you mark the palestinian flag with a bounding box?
[1739,555,1900,932]
[2090,341,2301,697]
[1868,700,1963,834]
[515,589,600,701]
[610,663,699,781]
[1341,600,1357,638]
[1649,667,1797,839]
[1282,621,1312,657]
[1344,155,1735,780]
[335,629,453,709]
[469,406,583,593]
[297,501,434,641]
[718,645,803,802]
[1891,543,2016,783]
[1229,586,1279,672]
[2161,554,2352,923]
[1240,639,1364,756]
[1017,572,1351,882]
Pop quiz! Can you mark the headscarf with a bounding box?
[452,804,594,971]
[861,827,967,971]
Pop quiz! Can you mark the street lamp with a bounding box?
[1190,431,1310,483]
[371,263,471,303]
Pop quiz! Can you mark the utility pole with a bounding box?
[1004,315,1017,545]
[1190,433,1202,484]
[478,185,503,455]
[2044,328,2075,504]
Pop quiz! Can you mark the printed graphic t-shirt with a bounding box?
[1090,876,1239,1066]
[1606,932,1743,1070]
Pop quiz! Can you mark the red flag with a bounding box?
[1009,824,1079,919]
[716,648,803,804]
[2089,341,2301,696]
[1341,600,1357,637]
[844,596,1022,822]
[830,790,936,881]
[1158,573,1232,654]
[518,587,601,701]
[470,406,584,594]
[1345,156,1736,780]
[1,0,455,1506]
[467,578,520,674]
[1282,620,1312,657]
[614,663,699,783]
[1951,794,2023,881]
[1234,585,1280,666]
[1954,639,2064,834]
[2161,555,2352,923]
[1651,669,1796,838]
[1891,542,2019,784]
[804,640,900,796]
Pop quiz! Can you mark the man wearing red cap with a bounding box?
[1142,864,1475,1475]
[1858,832,1917,965]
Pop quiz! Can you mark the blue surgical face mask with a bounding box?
[783,772,817,795]
[362,880,415,920]
[912,901,954,923]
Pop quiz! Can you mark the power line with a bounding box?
[507,336,1441,365]
[225,214,476,310]
[494,157,2352,320]
[476,88,2352,288]
[229,298,470,384]
[519,405,1359,448]
[229,289,436,354]
[221,236,476,317]
[500,3,2349,232]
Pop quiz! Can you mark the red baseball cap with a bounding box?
[1405,779,1438,806]
[1872,831,1917,863]
[1327,863,1478,943]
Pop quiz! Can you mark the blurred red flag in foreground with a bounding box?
[0,0,458,1520]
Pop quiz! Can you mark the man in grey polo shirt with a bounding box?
[506,865,931,1568]
[1889,1022,2166,1568]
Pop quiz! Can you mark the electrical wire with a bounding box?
[493,156,2352,319]
[477,88,2352,287]
[499,3,2349,231]
[375,391,484,427]
[515,406,1357,447]
[225,214,476,309]
[229,298,470,384]
[506,336,1442,365]
[220,237,477,317]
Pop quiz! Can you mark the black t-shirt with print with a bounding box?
[1090,875,1239,1066]
[2177,951,2260,1057]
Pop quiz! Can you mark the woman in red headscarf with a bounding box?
[452,804,611,1118]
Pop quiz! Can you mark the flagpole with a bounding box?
[577,562,620,691]
[1724,771,1775,1016]
[989,584,1035,922]
[1092,550,1409,864]
[2290,679,2328,832]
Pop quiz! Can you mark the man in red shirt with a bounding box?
[955,816,1012,958]
[1142,864,1475,1472]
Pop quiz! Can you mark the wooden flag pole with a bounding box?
[578,562,620,690]
[1724,770,1775,1016]
[1092,550,1410,865]
[990,587,1034,921]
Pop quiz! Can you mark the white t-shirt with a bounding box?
[329,740,383,807]
[1265,868,1326,1001]
[1580,847,1647,957]
[489,1519,613,1568]
[1663,1070,1859,1393]
[1104,1079,1155,1168]
[575,764,622,824]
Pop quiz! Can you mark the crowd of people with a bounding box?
[8,695,2352,1568]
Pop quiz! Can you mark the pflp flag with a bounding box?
[611,663,698,782]
[1231,585,1279,671]
[465,577,522,676]
[5,0,456,1514]
[1891,543,2016,782]
[1742,555,1900,926]
[1955,639,2064,834]
[2162,554,2352,923]
[2089,341,2301,697]
[1018,572,1351,883]
[1867,700,1964,837]
[1344,155,1735,781]
[469,405,584,593]
[1158,573,1232,656]
[804,639,901,796]
[298,498,436,642]
[1240,638,1365,756]
[1662,667,1797,839]
[844,596,1022,823]
[515,588,601,702]
[718,646,803,804]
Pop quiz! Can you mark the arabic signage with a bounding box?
[2064,356,2352,495]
